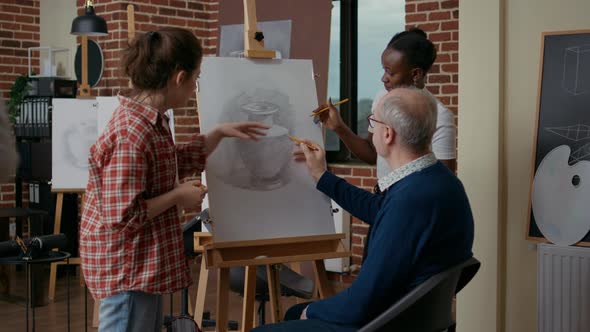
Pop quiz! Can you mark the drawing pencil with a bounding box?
[311,98,350,117]
[288,135,319,151]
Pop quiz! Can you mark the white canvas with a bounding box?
[219,20,292,59]
[198,57,335,242]
[51,98,98,190]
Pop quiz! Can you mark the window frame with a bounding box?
[326,0,358,162]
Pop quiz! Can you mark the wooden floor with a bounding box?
[0,258,344,331]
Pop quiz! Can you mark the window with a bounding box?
[326,0,405,162]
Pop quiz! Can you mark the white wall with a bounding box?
[40,0,77,78]
[459,0,590,331]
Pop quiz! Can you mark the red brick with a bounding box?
[170,0,187,8]
[139,4,157,14]
[441,0,459,9]
[425,85,440,95]
[177,9,193,18]
[452,96,459,105]
[417,1,439,12]
[159,7,176,16]
[437,53,451,63]
[352,225,369,236]
[352,236,362,245]
[442,63,458,73]
[1,40,20,47]
[188,2,204,11]
[345,177,362,186]
[442,85,458,94]
[442,42,458,52]
[442,21,459,31]
[438,96,451,105]
[430,32,451,42]
[1,5,21,14]
[452,52,459,62]
[21,24,39,32]
[452,74,458,83]
[429,74,451,83]
[352,256,362,266]
[429,11,451,21]
[429,64,440,73]
[405,3,416,13]
[352,245,364,256]
[332,167,352,176]
[1,184,14,192]
[151,0,169,6]
[419,22,439,32]
[21,41,37,48]
[2,22,19,30]
[0,30,13,38]
[21,6,39,16]
[405,13,427,24]
[452,10,459,19]
[362,178,377,188]
[14,32,33,40]
[352,168,372,177]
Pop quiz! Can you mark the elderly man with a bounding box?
[254,88,474,332]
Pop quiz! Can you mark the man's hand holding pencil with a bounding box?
[292,139,326,183]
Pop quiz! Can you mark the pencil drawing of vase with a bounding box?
[237,100,291,190]
[63,120,96,169]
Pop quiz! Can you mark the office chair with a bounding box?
[359,257,481,332]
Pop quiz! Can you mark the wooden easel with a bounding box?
[48,189,85,302]
[203,234,349,332]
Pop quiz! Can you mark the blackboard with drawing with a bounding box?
[528,30,590,246]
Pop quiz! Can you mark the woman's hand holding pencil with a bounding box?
[312,98,348,130]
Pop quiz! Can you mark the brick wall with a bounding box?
[0,0,40,99]
[406,0,459,115]
[0,0,39,211]
[75,0,219,144]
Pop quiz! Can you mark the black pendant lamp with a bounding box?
[70,0,108,36]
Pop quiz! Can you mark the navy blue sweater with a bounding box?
[306,162,474,328]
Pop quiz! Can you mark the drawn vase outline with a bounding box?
[237,101,291,190]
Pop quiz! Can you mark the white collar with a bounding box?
[378,153,437,192]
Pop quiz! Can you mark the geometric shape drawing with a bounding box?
[570,141,590,164]
[532,145,590,246]
[545,124,590,141]
[51,98,98,190]
[197,56,334,242]
[562,45,590,95]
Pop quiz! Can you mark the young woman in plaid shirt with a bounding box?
[80,28,269,331]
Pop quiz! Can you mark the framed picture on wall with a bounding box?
[527,30,590,246]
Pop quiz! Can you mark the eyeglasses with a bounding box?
[367,114,387,128]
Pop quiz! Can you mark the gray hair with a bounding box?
[376,87,438,153]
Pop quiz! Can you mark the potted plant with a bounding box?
[7,74,35,124]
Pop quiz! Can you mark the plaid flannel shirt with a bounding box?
[80,95,206,299]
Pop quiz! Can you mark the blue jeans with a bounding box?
[99,291,163,332]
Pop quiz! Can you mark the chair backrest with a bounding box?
[359,257,481,332]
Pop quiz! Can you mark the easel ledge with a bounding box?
[204,234,349,268]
